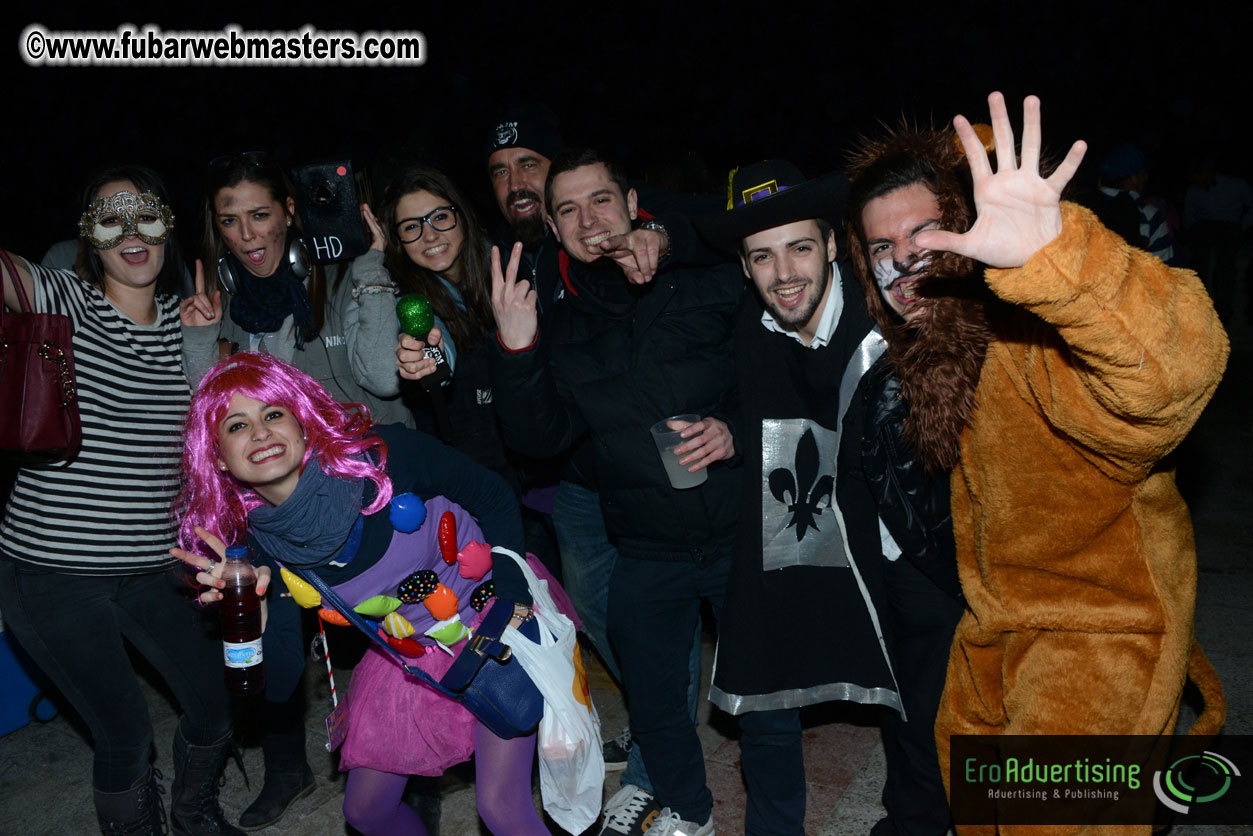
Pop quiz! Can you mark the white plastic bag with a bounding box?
[497,548,604,834]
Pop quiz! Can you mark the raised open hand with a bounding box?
[915,92,1087,268]
[361,203,387,252]
[490,242,538,350]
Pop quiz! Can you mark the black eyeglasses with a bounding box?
[395,205,458,244]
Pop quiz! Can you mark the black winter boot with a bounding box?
[94,768,168,835]
[237,766,314,831]
[238,698,315,831]
[170,729,246,836]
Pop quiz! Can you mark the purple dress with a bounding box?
[334,496,574,776]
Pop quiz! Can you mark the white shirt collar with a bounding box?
[759,262,843,349]
[1099,186,1141,199]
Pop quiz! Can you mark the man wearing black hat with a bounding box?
[696,160,901,836]
[490,147,743,836]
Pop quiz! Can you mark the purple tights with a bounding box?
[341,724,549,835]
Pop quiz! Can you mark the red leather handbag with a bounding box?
[0,249,81,462]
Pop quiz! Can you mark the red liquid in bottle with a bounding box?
[220,545,265,696]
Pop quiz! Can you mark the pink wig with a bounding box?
[174,352,392,556]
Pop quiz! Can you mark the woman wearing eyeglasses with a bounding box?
[180,152,414,830]
[362,166,522,494]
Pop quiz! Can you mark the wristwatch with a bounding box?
[638,220,671,262]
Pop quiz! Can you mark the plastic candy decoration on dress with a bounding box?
[456,540,493,581]
[280,567,321,608]
[425,615,470,649]
[470,581,496,612]
[383,611,415,638]
[389,492,427,533]
[354,595,402,617]
[423,584,459,621]
[437,512,457,565]
[387,635,426,657]
[318,607,350,627]
[398,569,439,604]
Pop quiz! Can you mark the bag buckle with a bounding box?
[468,633,512,663]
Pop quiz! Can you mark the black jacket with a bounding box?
[490,256,743,562]
[490,188,725,492]
[856,359,963,602]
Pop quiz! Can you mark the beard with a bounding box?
[506,189,548,248]
[764,263,830,333]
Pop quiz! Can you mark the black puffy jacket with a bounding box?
[859,360,964,602]
[490,256,743,562]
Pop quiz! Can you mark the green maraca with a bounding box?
[396,293,450,389]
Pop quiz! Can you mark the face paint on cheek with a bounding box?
[873,258,901,291]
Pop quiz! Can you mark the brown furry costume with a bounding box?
[845,127,1229,836]
[845,127,996,473]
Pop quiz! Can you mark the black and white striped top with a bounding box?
[0,264,189,574]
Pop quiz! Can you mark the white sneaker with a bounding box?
[642,807,714,836]
[599,784,662,836]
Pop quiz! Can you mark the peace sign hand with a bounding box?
[490,242,538,351]
[180,259,222,327]
[915,92,1087,269]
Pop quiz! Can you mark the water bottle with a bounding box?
[220,545,265,695]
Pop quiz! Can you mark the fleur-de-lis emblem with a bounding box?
[768,428,834,542]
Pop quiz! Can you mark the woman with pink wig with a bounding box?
[172,352,554,836]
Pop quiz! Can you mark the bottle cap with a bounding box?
[225,545,249,559]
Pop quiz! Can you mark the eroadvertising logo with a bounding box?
[1152,750,1240,814]
[950,735,1250,826]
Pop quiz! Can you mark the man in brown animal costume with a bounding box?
[844,92,1228,835]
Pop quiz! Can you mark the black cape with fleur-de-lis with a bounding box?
[712,269,902,716]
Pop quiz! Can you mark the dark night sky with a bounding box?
[5,1,1246,262]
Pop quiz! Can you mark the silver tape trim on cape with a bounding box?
[707,681,902,716]
[830,329,907,719]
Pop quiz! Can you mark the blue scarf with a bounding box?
[226,230,316,349]
[247,457,364,569]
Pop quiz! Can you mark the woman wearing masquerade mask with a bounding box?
[171,352,554,836]
[363,166,521,492]
[0,165,246,835]
[181,152,414,828]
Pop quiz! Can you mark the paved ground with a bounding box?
[1,317,1249,836]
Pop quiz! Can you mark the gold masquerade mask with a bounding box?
[78,191,174,249]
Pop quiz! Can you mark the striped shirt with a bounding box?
[1099,186,1175,264]
[0,264,189,574]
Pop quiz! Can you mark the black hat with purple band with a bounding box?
[696,159,848,253]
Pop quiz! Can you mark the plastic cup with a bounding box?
[650,414,708,490]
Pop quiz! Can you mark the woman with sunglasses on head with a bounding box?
[361,166,524,493]
[0,165,245,835]
[183,152,411,428]
[172,352,554,836]
[180,152,416,829]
